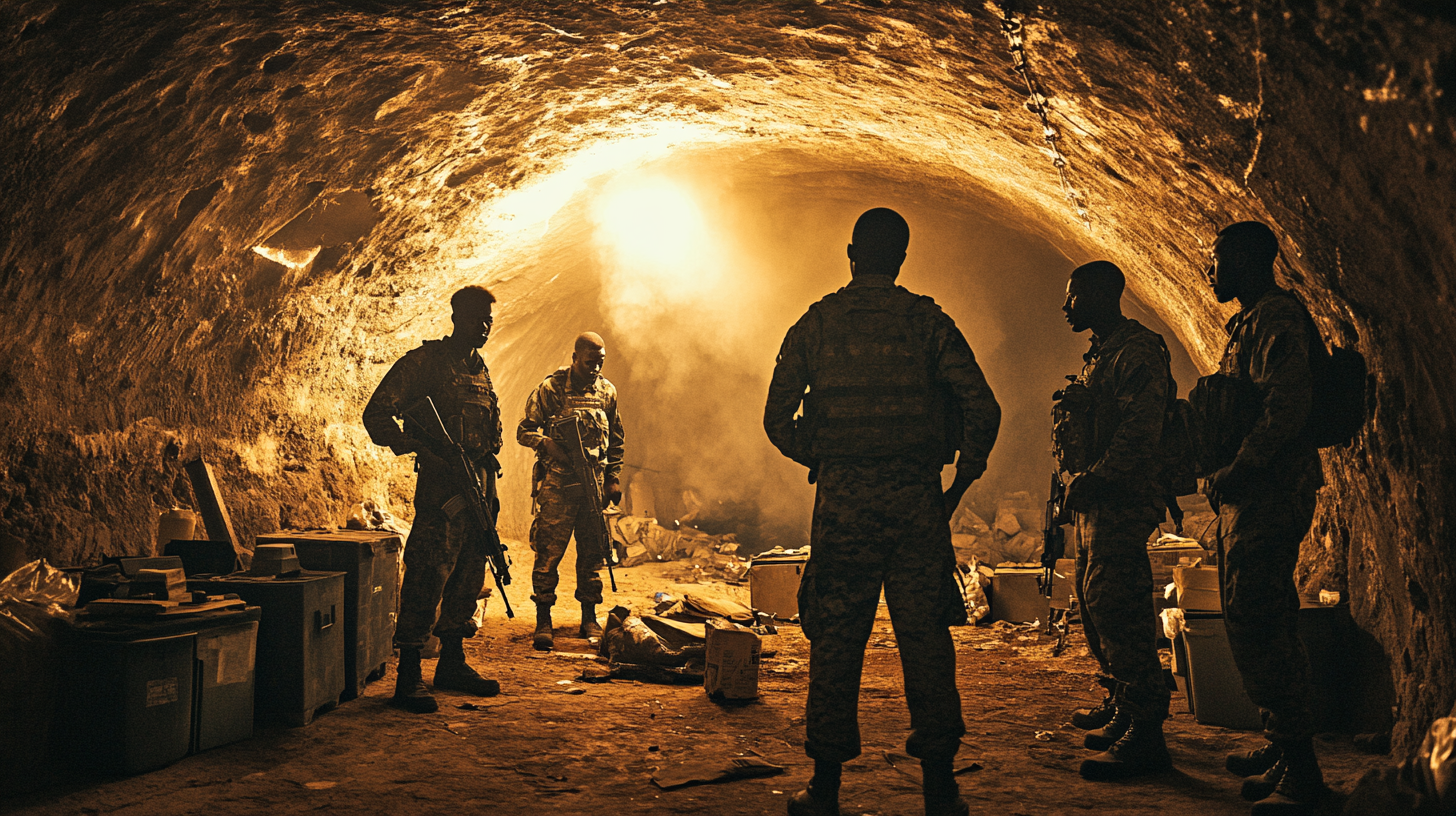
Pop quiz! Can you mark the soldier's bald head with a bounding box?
[575,332,605,353]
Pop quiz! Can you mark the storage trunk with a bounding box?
[192,571,345,726]
[256,529,402,699]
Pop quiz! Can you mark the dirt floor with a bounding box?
[6,538,1387,816]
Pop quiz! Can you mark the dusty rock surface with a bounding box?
[7,552,1384,816]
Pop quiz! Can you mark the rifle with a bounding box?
[402,397,514,619]
[1042,470,1070,654]
[550,414,619,592]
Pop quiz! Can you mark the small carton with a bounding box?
[1174,565,1221,612]
[1147,537,1207,587]
[704,620,761,700]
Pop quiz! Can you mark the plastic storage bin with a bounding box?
[748,550,808,621]
[1180,612,1263,730]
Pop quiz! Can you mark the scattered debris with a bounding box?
[651,756,784,790]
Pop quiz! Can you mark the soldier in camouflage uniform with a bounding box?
[1201,222,1329,813]
[363,285,505,714]
[517,332,624,651]
[1055,261,1175,780]
[764,208,1001,816]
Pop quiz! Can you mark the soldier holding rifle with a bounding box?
[517,332,625,652]
[363,285,508,714]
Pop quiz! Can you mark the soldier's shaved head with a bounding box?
[1216,221,1280,268]
[575,332,605,353]
[1069,260,1126,299]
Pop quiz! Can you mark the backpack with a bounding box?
[1294,302,1368,448]
[1154,337,1199,497]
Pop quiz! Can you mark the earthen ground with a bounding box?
[6,540,1384,816]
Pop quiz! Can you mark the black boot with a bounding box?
[390,647,438,714]
[922,757,970,816]
[1249,740,1329,814]
[788,759,843,816]
[1084,707,1130,751]
[579,602,603,640]
[1079,717,1173,781]
[1228,741,1282,777]
[432,635,501,696]
[534,604,554,651]
[1071,694,1117,730]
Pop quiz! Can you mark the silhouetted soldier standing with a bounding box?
[363,285,505,713]
[1202,222,1330,814]
[517,332,624,651]
[1055,261,1175,780]
[765,208,1000,816]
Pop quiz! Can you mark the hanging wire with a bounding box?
[998,4,1092,231]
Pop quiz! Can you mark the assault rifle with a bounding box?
[1042,471,1070,654]
[403,397,514,618]
[550,414,619,592]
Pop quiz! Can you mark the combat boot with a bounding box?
[922,757,970,816]
[789,760,851,816]
[1248,740,1329,814]
[1227,741,1282,777]
[579,602,603,640]
[1083,706,1130,751]
[1079,717,1173,781]
[390,647,438,714]
[433,635,501,696]
[1071,695,1117,730]
[533,604,554,651]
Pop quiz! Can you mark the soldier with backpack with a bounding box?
[1196,221,1337,814]
[1053,260,1177,781]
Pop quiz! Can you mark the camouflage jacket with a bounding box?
[362,338,502,463]
[764,275,1001,473]
[1219,288,1324,491]
[1080,317,1170,502]
[517,368,625,482]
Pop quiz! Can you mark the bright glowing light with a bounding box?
[253,244,320,270]
[592,176,721,310]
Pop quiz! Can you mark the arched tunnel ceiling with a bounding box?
[0,1,1453,750]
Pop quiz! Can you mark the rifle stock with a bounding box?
[402,397,514,618]
[550,415,618,593]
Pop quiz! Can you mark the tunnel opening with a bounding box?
[2,1,1455,808]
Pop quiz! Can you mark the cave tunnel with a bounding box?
[1,0,1454,812]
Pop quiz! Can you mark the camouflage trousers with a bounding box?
[1218,485,1318,742]
[799,459,968,764]
[1074,501,1170,721]
[529,472,605,607]
[395,468,494,648]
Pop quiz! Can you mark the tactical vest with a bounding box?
[546,369,611,464]
[804,287,955,463]
[403,340,500,456]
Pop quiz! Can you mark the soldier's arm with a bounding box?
[1233,304,1314,471]
[489,376,504,455]
[604,390,625,483]
[763,313,816,468]
[933,314,1001,478]
[1088,340,1168,484]
[516,380,556,450]
[362,354,420,455]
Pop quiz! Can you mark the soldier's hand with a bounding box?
[943,464,980,517]
[605,477,623,506]
[1064,471,1111,513]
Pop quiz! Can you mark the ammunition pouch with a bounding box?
[1051,382,1092,474]
[1189,373,1262,476]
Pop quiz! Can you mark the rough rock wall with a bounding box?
[0,1,1452,749]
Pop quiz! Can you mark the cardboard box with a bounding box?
[1147,540,1207,587]
[1049,558,1076,610]
[1174,565,1221,611]
[748,551,808,621]
[991,563,1050,624]
[704,620,761,699]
